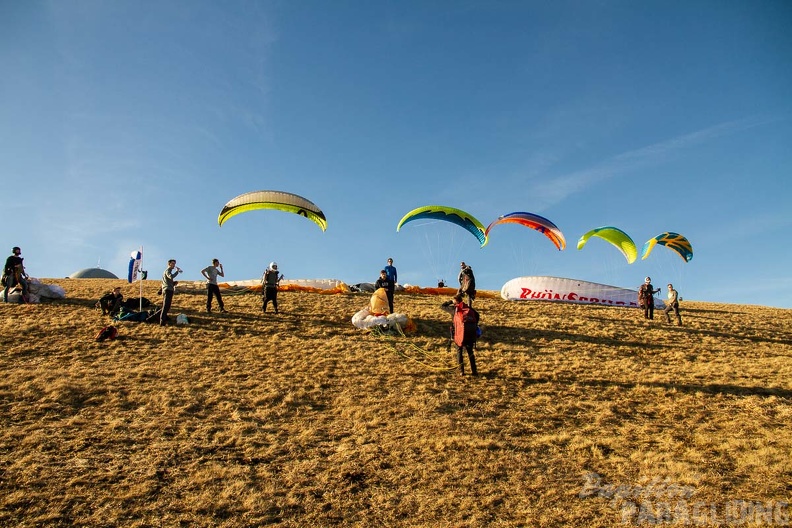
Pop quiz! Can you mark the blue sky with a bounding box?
[2,1,791,308]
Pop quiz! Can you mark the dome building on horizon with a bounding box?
[68,267,120,279]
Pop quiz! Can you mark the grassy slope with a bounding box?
[1,279,790,527]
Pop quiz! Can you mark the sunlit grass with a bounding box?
[1,279,790,526]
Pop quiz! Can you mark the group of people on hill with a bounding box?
[0,247,481,378]
[374,258,398,313]
[639,276,682,326]
[87,256,282,326]
[372,258,480,376]
[372,259,478,313]
[6,245,684,377]
[450,262,479,375]
[155,258,284,325]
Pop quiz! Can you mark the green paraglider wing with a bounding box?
[641,232,693,262]
[485,212,566,250]
[396,205,488,247]
[576,226,638,264]
[218,190,327,231]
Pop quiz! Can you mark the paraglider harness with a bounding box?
[95,325,119,342]
[638,283,656,308]
[446,301,481,351]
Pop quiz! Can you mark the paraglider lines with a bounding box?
[372,323,459,372]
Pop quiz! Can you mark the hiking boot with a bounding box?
[219,308,227,313]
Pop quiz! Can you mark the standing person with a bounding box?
[160,259,182,326]
[3,246,29,303]
[458,262,476,306]
[441,293,480,376]
[262,262,283,313]
[384,258,397,285]
[638,276,661,320]
[201,258,226,313]
[663,283,683,326]
[375,269,395,314]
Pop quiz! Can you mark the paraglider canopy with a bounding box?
[576,226,638,264]
[485,212,566,250]
[396,205,488,247]
[218,190,327,231]
[640,232,693,262]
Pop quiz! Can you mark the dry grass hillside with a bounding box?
[1,278,791,527]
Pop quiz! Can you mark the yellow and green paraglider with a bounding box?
[485,212,566,250]
[218,190,327,231]
[396,205,488,247]
[640,232,693,262]
[577,226,638,264]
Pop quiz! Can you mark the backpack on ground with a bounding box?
[95,325,118,342]
[145,309,162,323]
[121,297,153,310]
[114,308,150,322]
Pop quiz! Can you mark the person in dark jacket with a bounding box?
[638,276,661,320]
[97,287,124,316]
[3,246,29,303]
[458,262,476,306]
[375,269,395,314]
[262,262,283,313]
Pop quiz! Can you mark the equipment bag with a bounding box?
[95,325,118,342]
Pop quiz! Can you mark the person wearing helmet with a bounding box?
[3,246,29,303]
[638,276,661,320]
[262,261,284,313]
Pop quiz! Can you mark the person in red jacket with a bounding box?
[441,294,479,376]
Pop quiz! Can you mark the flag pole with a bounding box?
[139,245,143,312]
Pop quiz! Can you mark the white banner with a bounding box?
[501,276,665,309]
